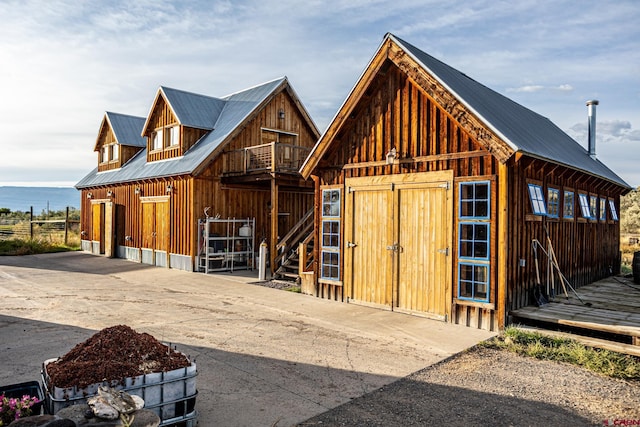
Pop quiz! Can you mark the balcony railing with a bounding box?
[223,142,311,175]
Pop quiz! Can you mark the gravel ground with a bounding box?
[296,346,640,427]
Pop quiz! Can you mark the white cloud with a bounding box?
[507,85,545,93]
[0,0,638,187]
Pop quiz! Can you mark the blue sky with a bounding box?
[0,0,638,187]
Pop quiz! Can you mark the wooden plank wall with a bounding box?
[226,91,318,152]
[81,85,317,270]
[314,64,499,329]
[505,158,623,313]
[80,178,193,257]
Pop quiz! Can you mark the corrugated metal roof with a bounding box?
[106,112,146,147]
[161,87,226,130]
[76,77,287,189]
[390,34,630,189]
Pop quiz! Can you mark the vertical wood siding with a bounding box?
[505,158,623,313]
[81,85,317,271]
[315,64,499,329]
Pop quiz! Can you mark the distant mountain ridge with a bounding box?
[0,186,79,213]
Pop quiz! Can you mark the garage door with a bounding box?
[344,171,453,320]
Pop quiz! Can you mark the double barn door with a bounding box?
[344,171,453,320]
[141,198,169,266]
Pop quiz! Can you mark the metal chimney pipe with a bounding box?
[586,100,599,159]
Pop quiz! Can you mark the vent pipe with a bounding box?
[586,100,599,159]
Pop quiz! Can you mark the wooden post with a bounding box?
[30,206,34,240]
[270,179,279,276]
[64,207,69,245]
[497,163,509,329]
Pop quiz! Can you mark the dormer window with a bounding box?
[168,126,179,147]
[100,144,119,164]
[153,129,164,151]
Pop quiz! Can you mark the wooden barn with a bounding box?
[299,33,632,331]
[76,77,319,274]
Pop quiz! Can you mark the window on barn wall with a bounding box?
[547,188,560,218]
[563,190,574,219]
[457,181,490,303]
[101,145,109,163]
[609,199,619,221]
[589,195,598,220]
[578,193,591,219]
[112,144,119,160]
[527,183,546,216]
[168,126,180,147]
[599,198,607,221]
[320,189,341,281]
[152,129,163,151]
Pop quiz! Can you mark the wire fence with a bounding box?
[0,207,80,246]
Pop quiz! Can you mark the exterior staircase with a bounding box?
[274,209,314,281]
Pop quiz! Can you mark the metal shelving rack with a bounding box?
[197,217,255,273]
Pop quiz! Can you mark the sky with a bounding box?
[0,0,638,188]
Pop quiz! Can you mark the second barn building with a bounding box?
[300,33,631,331]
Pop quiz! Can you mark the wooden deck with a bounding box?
[510,276,640,356]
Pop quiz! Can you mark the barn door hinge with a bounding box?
[437,247,449,256]
[438,182,450,190]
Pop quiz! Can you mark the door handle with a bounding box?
[347,241,357,248]
[386,243,402,252]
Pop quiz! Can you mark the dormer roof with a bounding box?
[94,112,146,151]
[141,87,227,135]
[77,77,317,189]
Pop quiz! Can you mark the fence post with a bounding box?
[64,207,69,245]
[30,206,34,240]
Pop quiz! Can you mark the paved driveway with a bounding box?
[0,252,494,426]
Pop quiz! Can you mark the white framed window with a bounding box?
[112,144,119,160]
[609,200,619,221]
[527,183,546,216]
[168,126,179,146]
[152,129,163,150]
[578,193,591,219]
[102,145,109,163]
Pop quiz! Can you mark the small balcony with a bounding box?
[222,142,311,176]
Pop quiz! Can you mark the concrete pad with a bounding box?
[0,252,494,426]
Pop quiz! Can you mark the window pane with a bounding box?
[474,243,488,258]
[563,191,574,219]
[475,184,488,200]
[527,184,546,215]
[609,200,619,221]
[475,201,488,217]
[589,196,597,219]
[474,225,487,240]
[599,198,606,221]
[460,182,490,218]
[460,224,473,240]
[322,189,341,217]
[460,201,473,217]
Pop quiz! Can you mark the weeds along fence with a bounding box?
[0,207,80,246]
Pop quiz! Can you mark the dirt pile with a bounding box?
[46,325,191,389]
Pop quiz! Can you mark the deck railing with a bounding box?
[223,142,311,175]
